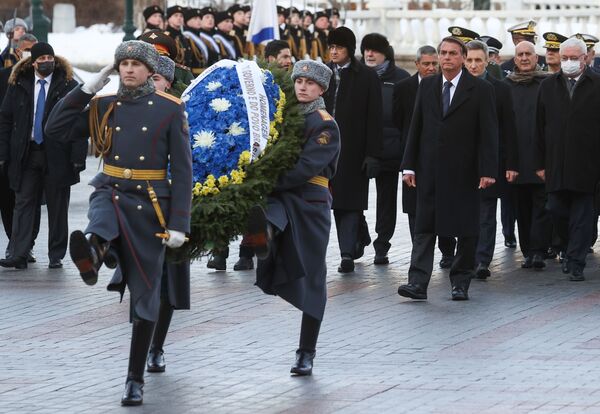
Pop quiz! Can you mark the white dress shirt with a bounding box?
[31,72,53,140]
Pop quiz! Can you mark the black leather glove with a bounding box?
[72,163,86,174]
[362,156,382,179]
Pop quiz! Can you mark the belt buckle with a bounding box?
[122,168,133,179]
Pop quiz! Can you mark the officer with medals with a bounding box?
[311,11,330,62]
[501,20,546,76]
[543,32,568,73]
[248,60,340,376]
[44,41,192,406]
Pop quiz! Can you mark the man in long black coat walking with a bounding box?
[324,27,383,273]
[398,37,498,301]
[535,37,600,281]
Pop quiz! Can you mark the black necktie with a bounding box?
[442,81,452,116]
[569,78,576,90]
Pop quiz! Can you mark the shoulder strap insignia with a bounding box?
[317,109,333,121]
[156,90,183,105]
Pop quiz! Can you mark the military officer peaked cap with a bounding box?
[571,33,599,50]
[543,32,568,50]
[137,29,178,61]
[448,26,480,43]
[143,5,164,21]
[166,5,185,19]
[507,20,537,36]
[477,35,503,54]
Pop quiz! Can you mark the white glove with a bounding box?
[81,64,114,95]
[163,229,186,249]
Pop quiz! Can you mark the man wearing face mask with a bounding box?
[535,37,600,281]
[0,42,83,270]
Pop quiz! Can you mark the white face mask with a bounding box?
[561,59,582,76]
[21,51,31,60]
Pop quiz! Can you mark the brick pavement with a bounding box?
[1,160,600,414]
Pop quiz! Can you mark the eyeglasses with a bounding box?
[561,55,585,62]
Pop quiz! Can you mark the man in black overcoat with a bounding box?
[398,37,498,301]
[465,40,519,279]
[361,33,409,265]
[534,37,600,281]
[324,27,383,273]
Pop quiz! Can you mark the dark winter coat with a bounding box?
[481,73,519,199]
[401,69,498,237]
[504,70,548,184]
[256,108,340,321]
[393,73,419,214]
[534,68,600,194]
[0,56,85,192]
[324,58,383,210]
[376,61,410,171]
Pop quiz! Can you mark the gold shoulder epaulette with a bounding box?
[91,92,117,101]
[317,109,333,121]
[155,90,183,105]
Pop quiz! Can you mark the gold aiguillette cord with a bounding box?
[146,181,189,242]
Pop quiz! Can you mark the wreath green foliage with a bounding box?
[170,62,305,261]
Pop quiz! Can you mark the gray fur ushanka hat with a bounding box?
[291,60,333,91]
[114,40,159,72]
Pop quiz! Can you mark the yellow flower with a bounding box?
[218,175,229,187]
[238,151,251,167]
[230,169,246,184]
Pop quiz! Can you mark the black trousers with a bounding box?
[546,191,594,270]
[514,184,551,258]
[407,213,416,241]
[374,171,399,255]
[333,209,370,258]
[0,172,15,240]
[438,236,456,257]
[476,196,498,266]
[10,148,70,261]
[408,233,476,287]
[500,187,517,240]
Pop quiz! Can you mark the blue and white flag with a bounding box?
[246,0,279,44]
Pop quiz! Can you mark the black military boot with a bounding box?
[69,231,109,285]
[207,252,227,270]
[246,205,274,260]
[147,302,174,373]
[290,349,316,376]
[121,318,156,406]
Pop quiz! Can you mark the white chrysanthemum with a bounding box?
[227,122,246,136]
[206,81,222,91]
[193,130,215,148]
[210,98,231,112]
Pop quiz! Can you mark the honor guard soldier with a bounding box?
[477,35,505,79]
[197,7,222,65]
[311,11,330,62]
[326,8,341,29]
[142,5,164,33]
[229,4,255,58]
[1,18,28,69]
[288,7,308,60]
[214,11,241,60]
[44,41,192,406]
[249,59,340,376]
[277,6,291,42]
[501,20,546,75]
[164,5,201,73]
[572,33,600,72]
[181,8,209,75]
[138,29,194,85]
[301,10,314,56]
[543,32,568,73]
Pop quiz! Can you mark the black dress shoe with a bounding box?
[451,285,469,301]
[121,379,144,406]
[26,250,36,263]
[569,268,585,282]
[562,259,571,274]
[397,283,428,300]
[290,349,315,376]
[207,254,226,271]
[233,257,254,271]
[0,257,27,269]
[48,259,63,269]
[439,255,454,269]
[373,254,389,265]
[504,237,517,248]
[147,348,166,373]
[521,256,533,269]
[532,254,546,269]
[338,256,354,273]
[475,264,491,280]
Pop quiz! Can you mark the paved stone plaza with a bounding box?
[1,162,600,414]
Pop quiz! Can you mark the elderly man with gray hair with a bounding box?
[534,37,600,281]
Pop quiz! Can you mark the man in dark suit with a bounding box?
[323,27,383,273]
[535,37,600,281]
[465,40,519,279]
[0,42,83,269]
[398,36,498,301]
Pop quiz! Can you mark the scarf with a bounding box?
[298,97,325,115]
[507,65,550,84]
[374,60,390,77]
[117,77,156,100]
